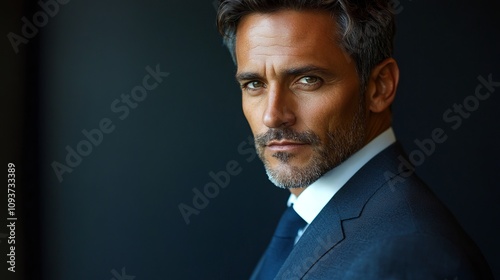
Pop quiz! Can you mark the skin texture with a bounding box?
[235,10,399,196]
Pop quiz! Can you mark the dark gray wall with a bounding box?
[1,0,498,279]
[392,1,500,278]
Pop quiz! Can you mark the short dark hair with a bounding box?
[216,0,396,92]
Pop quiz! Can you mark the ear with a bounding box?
[364,58,399,113]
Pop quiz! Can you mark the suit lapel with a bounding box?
[275,143,406,279]
[274,199,345,279]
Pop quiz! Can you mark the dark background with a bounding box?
[1,0,499,279]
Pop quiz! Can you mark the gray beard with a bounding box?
[255,103,366,189]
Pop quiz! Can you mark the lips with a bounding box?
[266,140,308,152]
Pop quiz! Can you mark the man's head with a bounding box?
[217,1,399,193]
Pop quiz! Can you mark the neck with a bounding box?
[364,110,392,145]
[290,187,306,197]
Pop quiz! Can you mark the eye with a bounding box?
[243,81,265,90]
[295,76,322,90]
[297,76,319,85]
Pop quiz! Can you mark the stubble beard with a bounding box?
[254,102,367,189]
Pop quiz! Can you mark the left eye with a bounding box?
[297,76,319,84]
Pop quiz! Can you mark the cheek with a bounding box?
[242,98,261,133]
[303,91,361,134]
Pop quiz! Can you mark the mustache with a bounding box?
[254,128,321,147]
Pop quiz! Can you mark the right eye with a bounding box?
[243,81,265,90]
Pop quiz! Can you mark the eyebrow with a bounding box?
[235,72,262,82]
[235,65,332,83]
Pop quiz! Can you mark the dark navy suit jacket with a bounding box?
[251,143,492,280]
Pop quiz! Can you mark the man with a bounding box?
[216,0,493,279]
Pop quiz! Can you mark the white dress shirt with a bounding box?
[287,127,396,243]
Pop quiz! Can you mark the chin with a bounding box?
[264,158,324,189]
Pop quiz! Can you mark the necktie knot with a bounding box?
[274,206,306,238]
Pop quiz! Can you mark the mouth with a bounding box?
[266,140,309,152]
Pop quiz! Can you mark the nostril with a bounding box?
[263,107,296,128]
[262,87,296,128]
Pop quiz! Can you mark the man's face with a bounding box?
[235,10,367,189]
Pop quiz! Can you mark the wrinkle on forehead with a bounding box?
[235,9,356,84]
[239,14,327,50]
[236,11,341,63]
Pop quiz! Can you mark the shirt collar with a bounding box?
[288,127,396,224]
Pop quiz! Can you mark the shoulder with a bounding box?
[344,233,493,280]
[335,171,494,279]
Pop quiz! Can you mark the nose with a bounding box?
[262,85,296,128]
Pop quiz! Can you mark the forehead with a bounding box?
[235,10,347,68]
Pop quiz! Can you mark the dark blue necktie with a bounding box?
[256,206,307,280]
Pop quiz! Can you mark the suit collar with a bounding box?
[291,127,397,224]
[275,143,407,278]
